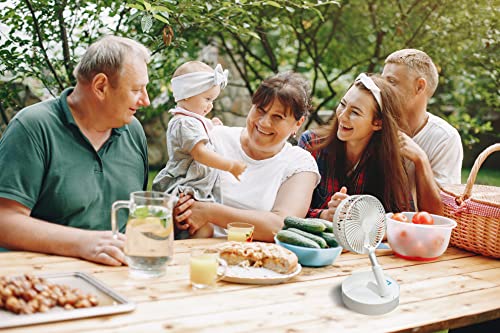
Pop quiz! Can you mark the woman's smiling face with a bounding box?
[335,85,382,146]
[244,99,304,159]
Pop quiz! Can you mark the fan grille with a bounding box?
[333,195,386,254]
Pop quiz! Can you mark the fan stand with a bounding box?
[333,195,400,315]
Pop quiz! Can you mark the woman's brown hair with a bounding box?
[252,71,312,120]
[313,74,411,212]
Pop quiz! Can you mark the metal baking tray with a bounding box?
[0,271,135,329]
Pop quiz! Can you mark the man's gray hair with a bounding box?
[385,49,439,97]
[73,35,150,85]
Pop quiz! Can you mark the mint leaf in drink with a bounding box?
[134,206,150,218]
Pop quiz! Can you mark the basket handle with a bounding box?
[460,143,500,202]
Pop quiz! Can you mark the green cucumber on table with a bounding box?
[276,230,320,249]
[307,218,334,233]
[284,216,326,234]
[286,228,328,248]
[320,232,339,248]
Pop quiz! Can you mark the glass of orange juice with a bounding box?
[190,251,227,289]
[227,222,254,242]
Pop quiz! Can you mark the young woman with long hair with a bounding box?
[299,73,412,221]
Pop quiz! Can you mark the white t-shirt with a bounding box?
[407,112,463,188]
[211,126,321,237]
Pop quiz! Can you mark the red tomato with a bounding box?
[412,212,434,225]
[431,236,445,251]
[392,213,409,223]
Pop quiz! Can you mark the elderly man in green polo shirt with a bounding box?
[0,36,150,266]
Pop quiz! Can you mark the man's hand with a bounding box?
[321,186,349,221]
[79,230,127,266]
[229,160,247,181]
[399,131,426,163]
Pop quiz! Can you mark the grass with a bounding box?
[148,168,500,191]
[462,167,500,187]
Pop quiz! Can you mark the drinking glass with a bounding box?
[111,191,176,278]
[227,222,254,242]
[190,251,227,289]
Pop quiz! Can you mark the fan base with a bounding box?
[342,271,399,315]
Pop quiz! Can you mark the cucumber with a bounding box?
[307,218,333,233]
[320,232,339,248]
[284,216,326,234]
[287,228,328,248]
[276,230,320,249]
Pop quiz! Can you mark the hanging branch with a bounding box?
[406,0,424,16]
[218,33,255,96]
[256,29,278,72]
[0,100,10,126]
[289,19,338,127]
[318,4,345,59]
[404,3,439,47]
[57,0,73,84]
[291,22,336,101]
[24,0,64,91]
[114,7,131,33]
[367,0,385,72]
[229,32,273,71]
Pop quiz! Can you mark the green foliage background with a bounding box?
[1,0,498,158]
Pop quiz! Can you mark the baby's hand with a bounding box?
[229,160,247,181]
[211,117,223,126]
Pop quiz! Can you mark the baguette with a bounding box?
[213,241,298,274]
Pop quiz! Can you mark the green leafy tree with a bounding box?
[1,0,497,152]
[0,0,130,125]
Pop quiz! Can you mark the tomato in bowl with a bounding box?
[386,212,457,261]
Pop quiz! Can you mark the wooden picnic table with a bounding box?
[1,238,499,332]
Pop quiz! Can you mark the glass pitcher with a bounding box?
[111,191,176,278]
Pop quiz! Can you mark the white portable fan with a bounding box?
[333,195,399,315]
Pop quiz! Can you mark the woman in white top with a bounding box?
[174,72,321,242]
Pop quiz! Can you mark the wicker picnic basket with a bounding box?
[440,143,500,258]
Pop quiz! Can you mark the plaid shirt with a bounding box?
[298,130,381,218]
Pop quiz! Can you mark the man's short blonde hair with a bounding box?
[173,61,213,78]
[385,49,439,97]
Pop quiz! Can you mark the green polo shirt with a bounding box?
[0,88,148,235]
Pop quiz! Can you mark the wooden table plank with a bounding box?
[1,240,499,333]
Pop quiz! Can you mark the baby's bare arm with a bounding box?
[190,141,246,180]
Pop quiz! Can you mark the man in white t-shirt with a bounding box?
[382,49,463,214]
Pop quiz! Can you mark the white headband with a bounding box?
[171,64,229,102]
[355,73,383,111]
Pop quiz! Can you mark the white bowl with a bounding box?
[386,212,457,261]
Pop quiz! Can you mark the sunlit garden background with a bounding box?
[1,0,498,185]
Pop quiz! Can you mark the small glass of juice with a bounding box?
[227,222,254,242]
[190,251,227,289]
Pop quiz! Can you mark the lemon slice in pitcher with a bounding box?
[145,217,173,238]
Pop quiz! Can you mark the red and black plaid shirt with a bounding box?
[298,130,381,218]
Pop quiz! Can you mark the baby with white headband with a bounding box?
[153,61,247,239]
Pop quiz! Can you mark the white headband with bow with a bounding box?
[171,64,229,102]
[355,73,383,110]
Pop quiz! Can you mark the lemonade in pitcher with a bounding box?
[112,191,176,278]
[125,205,174,273]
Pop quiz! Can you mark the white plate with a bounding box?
[222,264,302,285]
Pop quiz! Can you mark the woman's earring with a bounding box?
[292,132,297,138]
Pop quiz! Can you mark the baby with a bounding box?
[153,61,247,238]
